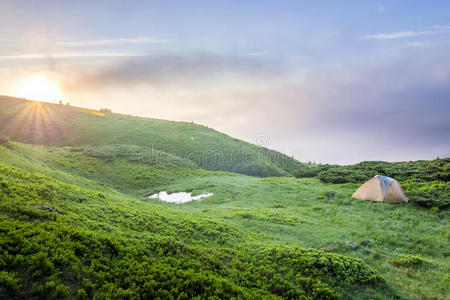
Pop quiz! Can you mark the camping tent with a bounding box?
[352,175,409,203]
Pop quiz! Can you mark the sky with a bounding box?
[0,0,449,164]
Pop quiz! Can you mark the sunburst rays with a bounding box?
[2,101,70,145]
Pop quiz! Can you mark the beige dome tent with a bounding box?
[352,175,408,203]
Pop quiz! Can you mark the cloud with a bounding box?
[433,25,450,29]
[294,52,450,162]
[56,37,168,47]
[58,48,450,164]
[404,41,429,47]
[360,30,434,40]
[246,51,267,56]
[64,52,283,90]
[377,6,386,13]
[3,48,447,164]
[361,25,450,40]
[384,41,431,53]
[0,52,154,60]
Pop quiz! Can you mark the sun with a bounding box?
[14,74,62,103]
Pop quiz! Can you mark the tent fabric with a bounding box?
[375,175,394,200]
[352,177,383,202]
[384,181,409,203]
[352,175,408,203]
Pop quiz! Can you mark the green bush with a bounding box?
[391,255,429,268]
[294,163,333,178]
[55,284,71,298]
[402,179,450,209]
[317,190,341,201]
[317,159,450,184]
[77,289,88,299]
[317,168,368,184]
[0,271,21,294]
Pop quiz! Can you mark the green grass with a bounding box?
[0,144,390,299]
[0,142,448,299]
[151,175,449,299]
[0,96,448,299]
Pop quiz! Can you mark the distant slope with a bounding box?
[0,96,304,177]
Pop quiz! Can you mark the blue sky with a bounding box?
[0,0,449,163]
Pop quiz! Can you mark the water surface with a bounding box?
[148,191,213,204]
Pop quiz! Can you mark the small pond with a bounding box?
[148,191,213,204]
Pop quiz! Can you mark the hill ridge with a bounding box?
[0,95,304,177]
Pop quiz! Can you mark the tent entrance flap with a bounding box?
[376,175,394,201]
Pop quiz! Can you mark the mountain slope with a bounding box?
[0,142,448,299]
[0,96,303,177]
[0,96,448,299]
[0,143,388,299]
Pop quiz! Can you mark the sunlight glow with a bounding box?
[14,74,62,103]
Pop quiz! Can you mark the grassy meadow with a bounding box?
[0,97,448,299]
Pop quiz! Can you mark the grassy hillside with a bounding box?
[0,142,448,299]
[0,97,448,299]
[0,96,304,177]
[0,142,391,299]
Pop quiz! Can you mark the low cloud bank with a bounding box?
[3,48,450,163]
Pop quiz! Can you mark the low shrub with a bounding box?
[317,190,343,201]
[55,284,71,298]
[77,289,88,299]
[317,168,368,184]
[391,255,429,268]
[317,159,450,184]
[402,179,450,209]
[0,271,22,294]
